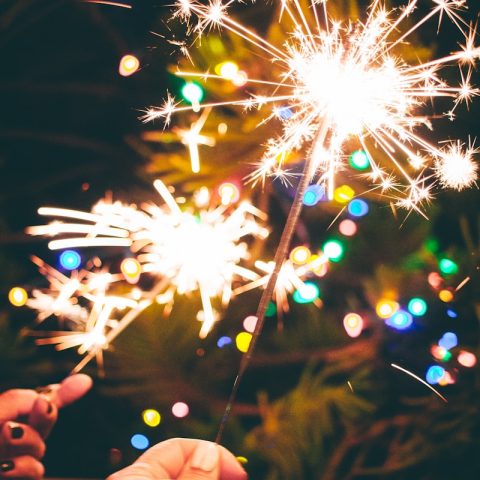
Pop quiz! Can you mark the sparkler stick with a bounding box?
[216,123,329,442]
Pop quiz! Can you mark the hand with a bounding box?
[109,438,248,480]
[0,374,92,480]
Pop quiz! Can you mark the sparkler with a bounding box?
[146,0,479,440]
[27,181,268,360]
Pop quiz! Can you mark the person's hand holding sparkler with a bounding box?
[0,374,92,479]
[108,438,247,480]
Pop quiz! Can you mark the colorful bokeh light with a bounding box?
[438,258,459,275]
[348,150,370,170]
[333,185,355,203]
[303,185,324,206]
[293,282,319,304]
[236,332,252,353]
[131,434,149,450]
[322,240,344,262]
[375,299,399,319]
[426,365,445,385]
[119,54,140,77]
[8,287,28,307]
[407,297,428,316]
[458,350,477,368]
[338,219,357,236]
[243,315,257,333]
[59,250,81,270]
[348,199,369,217]
[181,82,204,105]
[385,310,413,330]
[142,409,161,427]
[172,402,190,418]
[343,313,364,338]
[290,246,311,265]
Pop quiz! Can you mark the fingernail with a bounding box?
[190,442,219,472]
[8,424,24,440]
[0,460,14,472]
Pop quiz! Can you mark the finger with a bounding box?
[0,456,44,480]
[55,374,93,408]
[115,439,247,480]
[27,395,58,440]
[177,441,220,480]
[0,423,46,459]
[0,391,38,424]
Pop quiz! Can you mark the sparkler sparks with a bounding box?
[147,0,479,206]
[27,181,268,348]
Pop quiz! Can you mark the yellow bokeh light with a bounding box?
[8,287,28,307]
[119,54,140,77]
[236,332,252,353]
[290,246,311,265]
[218,182,240,205]
[142,409,161,427]
[121,258,141,284]
[438,289,454,303]
[333,185,355,203]
[376,299,399,319]
[217,61,239,80]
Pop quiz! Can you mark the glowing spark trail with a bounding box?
[149,0,478,440]
[391,363,448,403]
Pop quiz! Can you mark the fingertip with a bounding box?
[57,374,92,408]
[218,446,248,480]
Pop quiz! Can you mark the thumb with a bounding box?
[178,441,220,480]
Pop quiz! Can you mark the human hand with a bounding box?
[0,374,92,479]
[108,438,248,480]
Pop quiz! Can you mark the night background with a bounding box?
[1,0,479,478]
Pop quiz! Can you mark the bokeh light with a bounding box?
[265,302,277,317]
[375,299,399,319]
[426,365,445,385]
[446,309,458,318]
[8,287,28,307]
[121,258,141,284]
[348,199,369,217]
[458,350,477,368]
[293,282,319,303]
[385,310,413,330]
[218,182,240,205]
[303,185,324,206]
[59,250,81,270]
[438,289,454,303]
[431,345,452,362]
[243,316,258,333]
[119,54,140,77]
[181,82,204,105]
[339,219,357,236]
[322,240,344,262]
[438,258,459,275]
[172,402,190,418]
[343,313,364,338]
[131,434,149,450]
[290,246,311,265]
[142,409,161,428]
[217,336,232,348]
[407,297,428,316]
[333,185,355,203]
[236,332,252,352]
[427,272,443,289]
[438,332,458,350]
[348,150,370,170]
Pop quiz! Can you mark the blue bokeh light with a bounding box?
[348,199,369,217]
[131,434,149,450]
[59,250,81,270]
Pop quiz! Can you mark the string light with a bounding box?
[439,289,454,303]
[338,219,357,237]
[438,332,458,351]
[343,313,363,338]
[385,310,413,330]
[236,332,252,353]
[172,402,189,418]
[121,258,141,284]
[458,350,477,368]
[439,258,459,275]
[292,282,319,304]
[348,150,370,170]
[322,240,344,262]
[426,365,445,385]
[348,199,369,217]
[119,54,140,77]
[131,434,149,450]
[217,336,232,348]
[142,409,161,427]
[8,287,28,307]
[376,300,399,319]
[242,315,257,333]
[333,185,355,204]
[407,298,428,316]
[302,185,324,206]
[59,250,81,270]
[290,246,311,265]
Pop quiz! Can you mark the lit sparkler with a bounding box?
[27,181,268,342]
[148,0,479,441]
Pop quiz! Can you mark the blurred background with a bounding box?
[1,1,479,478]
